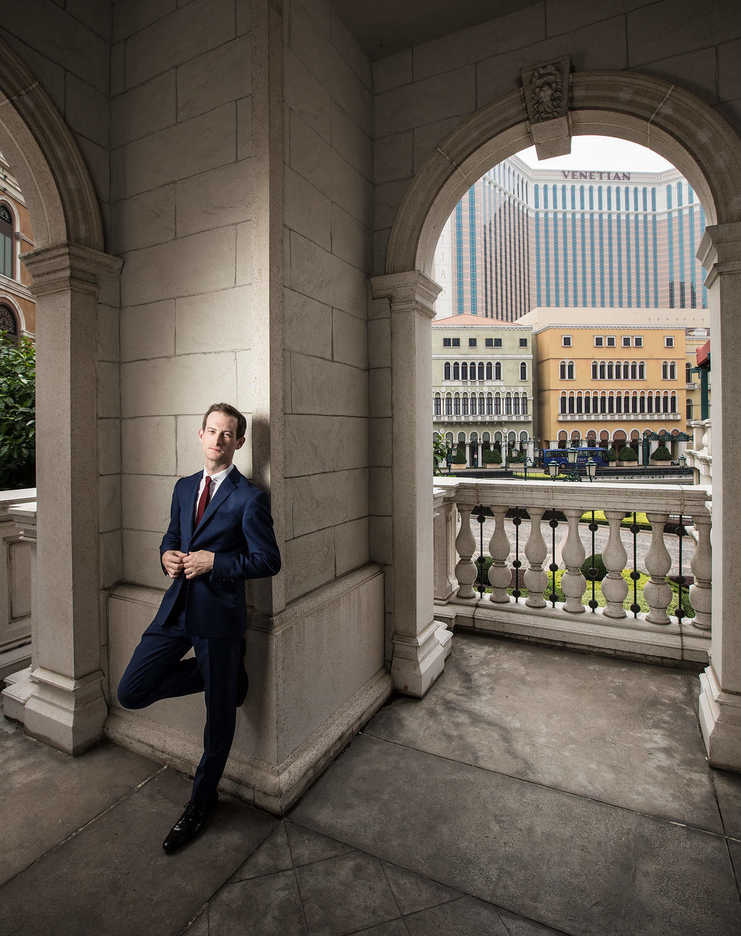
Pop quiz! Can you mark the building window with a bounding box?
[638,362,645,379]
[0,303,18,340]
[670,394,677,413]
[443,338,451,347]
[434,396,441,415]
[485,362,492,380]
[470,395,477,415]
[568,394,575,414]
[591,361,598,379]
[664,336,675,348]
[634,336,643,347]
[0,205,13,279]
[505,394,512,415]
[445,395,452,415]
[594,336,604,348]
[606,336,616,347]
[567,361,574,380]
[486,394,493,415]
[520,362,527,380]
[519,337,528,347]
[686,398,693,419]
[521,395,528,415]
[686,361,692,383]
[622,336,631,347]
[461,362,468,380]
[599,362,606,380]
[607,362,614,380]
[493,338,502,347]
[562,335,572,347]
[485,338,493,347]
[469,338,477,347]
[478,362,485,380]
[444,362,451,380]
[494,361,502,380]
[615,362,622,380]
[669,362,676,380]
[454,395,461,415]
[560,361,566,380]
[453,362,460,380]
[494,394,501,415]
[451,338,460,347]
[513,395,520,415]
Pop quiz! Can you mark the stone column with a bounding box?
[20,244,122,754]
[371,272,449,696]
[697,222,741,770]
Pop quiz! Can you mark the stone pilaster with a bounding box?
[697,221,741,770]
[19,243,122,754]
[371,272,451,696]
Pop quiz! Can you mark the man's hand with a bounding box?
[183,550,215,579]
[162,549,186,578]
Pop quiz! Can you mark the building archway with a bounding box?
[373,69,741,767]
[0,37,120,754]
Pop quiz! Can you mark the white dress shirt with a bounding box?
[194,463,234,522]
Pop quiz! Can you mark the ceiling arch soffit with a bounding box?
[385,68,741,276]
[0,36,103,251]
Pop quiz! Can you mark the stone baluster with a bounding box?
[455,504,477,599]
[433,498,458,602]
[689,513,712,631]
[487,505,511,603]
[524,507,548,608]
[602,510,628,619]
[644,513,672,624]
[561,508,586,613]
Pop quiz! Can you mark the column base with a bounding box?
[21,666,107,755]
[391,619,452,697]
[1,664,34,721]
[699,664,741,772]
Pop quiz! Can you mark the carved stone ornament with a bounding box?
[521,57,571,124]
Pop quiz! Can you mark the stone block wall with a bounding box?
[372,0,741,278]
[281,0,373,604]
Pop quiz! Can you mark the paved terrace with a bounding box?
[2,633,740,936]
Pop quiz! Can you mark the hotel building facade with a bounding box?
[433,155,708,323]
[0,152,35,341]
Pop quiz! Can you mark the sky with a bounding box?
[517,136,674,172]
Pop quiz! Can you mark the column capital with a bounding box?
[697,221,741,287]
[370,271,442,319]
[22,242,122,297]
[9,502,37,544]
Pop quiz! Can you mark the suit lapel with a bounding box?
[193,467,240,537]
[182,473,200,545]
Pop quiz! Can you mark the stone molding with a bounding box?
[385,72,741,276]
[697,222,741,288]
[699,664,741,771]
[0,35,103,251]
[521,56,572,160]
[22,243,123,297]
[370,271,442,319]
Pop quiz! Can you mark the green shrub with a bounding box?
[618,446,637,461]
[508,452,524,463]
[651,445,672,461]
[0,331,35,490]
[483,448,501,464]
[453,444,467,463]
[580,553,607,581]
[606,447,617,462]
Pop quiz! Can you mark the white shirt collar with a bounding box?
[202,464,234,485]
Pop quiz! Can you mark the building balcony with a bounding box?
[434,413,530,423]
[558,412,681,421]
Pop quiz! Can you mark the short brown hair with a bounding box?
[202,403,247,440]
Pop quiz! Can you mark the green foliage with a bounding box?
[453,443,467,463]
[433,436,449,475]
[651,445,672,461]
[581,553,607,581]
[483,447,501,464]
[606,447,617,462]
[508,451,524,463]
[618,445,637,461]
[580,510,651,530]
[0,331,35,489]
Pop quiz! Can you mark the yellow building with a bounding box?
[518,307,710,463]
[0,151,36,341]
[684,326,711,428]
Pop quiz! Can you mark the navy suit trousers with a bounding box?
[117,595,244,807]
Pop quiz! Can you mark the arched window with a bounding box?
[0,303,18,340]
[591,361,598,379]
[631,393,638,413]
[486,393,493,415]
[470,394,477,415]
[444,362,451,380]
[669,362,677,380]
[662,393,669,413]
[560,360,566,380]
[461,362,468,381]
[607,362,614,380]
[0,204,14,279]
[560,394,567,414]
[638,362,645,379]
[513,395,520,415]
[599,362,606,380]
[505,394,512,415]
[615,362,621,380]
[453,394,461,415]
[521,394,528,415]
[600,394,607,414]
[462,395,469,415]
[670,393,677,413]
[478,362,485,381]
[616,394,622,413]
[520,361,527,380]
[453,362,460,380]
[568,361,574,379]
[494,393,501,415]
[647,393,653,413]
[485,362,492,380]
[686,361,692,383]
[568,394,575,414]
[607,393,614,414]
[584,393,591,414]
[639,393,646,413]
[631,362,637,380]
[479,393,485,413]
[662,361,668,380]
[494,361,502,380]
[686,398,693,419]
[576,393,583,414]
[434,394,441,415]
[445,394,452,415]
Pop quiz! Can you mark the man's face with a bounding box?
[198,411,244,471]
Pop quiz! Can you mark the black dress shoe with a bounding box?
[162,799,215,854]
[236,639,249,706]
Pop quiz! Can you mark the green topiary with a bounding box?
[618,446,637,461]
[483,448,502,464]
[453,444,467,463]
[606,447,617,462]
[508,452,524,463]
[651,445,672,461]
[580,553,607,581]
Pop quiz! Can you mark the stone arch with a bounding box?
[0,38,119,755]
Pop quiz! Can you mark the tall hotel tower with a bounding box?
[433,154,708,321]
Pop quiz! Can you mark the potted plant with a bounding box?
[508,451,524,464]
[650,444,673,467]
[483,447,503,470]
[617,445,638,466]
[606,447,617,464]
[452,443,467,468]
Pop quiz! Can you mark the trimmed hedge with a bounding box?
[618,446,637,461]
[651,445,672,461]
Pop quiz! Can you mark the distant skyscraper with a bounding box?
[435,155,708,321]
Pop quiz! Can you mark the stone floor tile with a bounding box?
[286,820,354,866]
[364,634,722,833]
[405,895,511,935]
[208,870,307,936]
[727,839,741,890]
[296,850,400,935]
[0,723,160,886]
[497,907,570,935]
[381,861,460,915]
[290,733,740,936]
[180,907,209,935]
[232,821,293,880]
[0,767,276,936]
[713,768,741,839]
[351,921,408,936]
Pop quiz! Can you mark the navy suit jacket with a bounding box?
[155,467,281,638]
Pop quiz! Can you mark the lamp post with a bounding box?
[585,457,597,482]
[549,448,583,482]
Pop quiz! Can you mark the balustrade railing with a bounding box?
[0,489,36,680]
[433,478,711,663]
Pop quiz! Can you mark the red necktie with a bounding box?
[195,476,212,526]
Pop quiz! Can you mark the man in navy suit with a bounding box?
[117,402,281,853]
